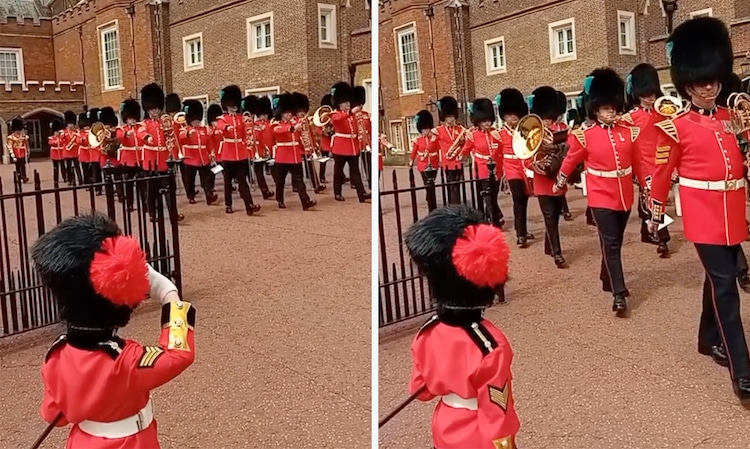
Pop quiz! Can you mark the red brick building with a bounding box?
[379,0,750,152]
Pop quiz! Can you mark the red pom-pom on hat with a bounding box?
[89,236,149,307]
[451,224,510,287]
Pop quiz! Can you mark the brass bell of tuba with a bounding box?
[727,92,750,134]
[653,95,686,119]
[313,105,333,127]
[512,114,566,177]
[88,122,119,158]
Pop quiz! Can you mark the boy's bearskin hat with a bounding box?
[10,117,24,132]
[437,96,459,121]
[496,89,528,119]
[165,93,182,114]
[99,107,118,127]
[415,110,434,131]
[207,104,223,124]
[584,68,626,120]
[140,83,165,112]
[241,95,258,114]
[273,93,296,118]
[529,86,560,120]
[668,17,733,98]
[404,204,510,310]
[256,97,273,117]
[627,63,661,106]
[320,94,333,107]
[77,112,90,129]
[353,86,366,108]
[717,73,743,107]
[120,99,141,122]
[220,85,242,110]
[331,82,353,109]
[31,213,150,329]
[64,111,77,125]
[183,99,204,123]
[470,98,495,125]
[292,92,310,113]
[49,119,63,133]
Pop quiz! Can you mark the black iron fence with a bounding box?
[0,167,181,337]
[378,161,500,327]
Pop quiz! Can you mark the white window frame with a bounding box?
[26,119,42,152]
[247,12,275,59]
[484,36,507,76]
[245,86,281,101]
[617,11,636,55]
[388,120,405,154]
[394,23,422,95]
[548,18,577,63]
[361,79,373,114]
[0,47,24,84]
[318,4,338,49]
[690,8,713,18]
[97,21,123,91]
[661,83,680,99]
[182,33,204,72]
[406,115,420,144]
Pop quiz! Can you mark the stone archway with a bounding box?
[22,109,64,157]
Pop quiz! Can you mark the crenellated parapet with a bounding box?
[52,0,95,27]
[0,81,85,93]
[0,81,86,103]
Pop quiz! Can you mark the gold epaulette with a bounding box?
[619,112,635,125]
[571,128,586,148]
[630,126,640,142]
[465,130,475,142]
[654,119,679,143]
[489,129,502,141]
[492,435,515,449]
[430,128,439,136]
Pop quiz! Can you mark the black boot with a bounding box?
[657,242,670,258]
[739,273,750,293]
[302,199,317,211]
[516,237,528,248]
[612,294,627,316]
[554,255,568,268]
[698,344,729,367]
[732,377,750,406]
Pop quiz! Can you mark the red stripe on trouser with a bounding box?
[699,261,737,377]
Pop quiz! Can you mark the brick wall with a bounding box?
[0,17,56,81]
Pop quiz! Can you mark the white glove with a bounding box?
[147,264,178,305]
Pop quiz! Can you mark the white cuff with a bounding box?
[147,264,178,305]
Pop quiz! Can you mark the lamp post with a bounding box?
[662,0,678,34]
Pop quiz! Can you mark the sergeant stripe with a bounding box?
[138,346,164,368]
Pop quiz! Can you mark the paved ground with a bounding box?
[0,160,371,449]
[379,166,750,449]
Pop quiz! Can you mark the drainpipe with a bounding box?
[78,25,88,107]
[152,0,166,87]
[126,3,137,93]
[425,5,438,99]
[452,6,469,124]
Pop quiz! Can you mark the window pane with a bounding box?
[102,29,121,87]
[399,31,420,91]
[0,52,20,82]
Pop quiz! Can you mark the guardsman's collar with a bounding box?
[66,325,118,349]
[597,120,615,129]
[690,103,717,117]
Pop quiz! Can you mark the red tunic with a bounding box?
[171,122,182,160]
[650,107,748,245]
[116,125,141,168]
[329,111,359,156]
[209,126,223,162]
[434,125,465,171]
[100,126,120,168]
[622,107,661,188]
[318,126,333,152]
[356,110,372,150]
[499,126,525,180]
[136,119,170,172]
[272,120,304,164]
[78,130,95,165]
[531,124,567,197]
[459,129,503,180]
[409,316,519,449]
[60,129,79,161]
[41,302,196,449]
[255,119,274,157]
[178,126,212,167]
[48,135,61,161]
[409,134,440,172]
[214,113,248,162]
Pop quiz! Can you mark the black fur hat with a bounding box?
[404,204,510,310]
[99,107,118,127]
[120,99,141,122]
[320,94,333,107]
[49,119,63,133]
[331,82,353,109]
[10,117,24,132]
[165,93,182,114]
[668,17,733,98]
[273,93,296,117]
[415,110,434,131]
[220,85,242,110]
[717,73,743,107]
[497,89,528,118]
[64,111,77,125]
[627,63,661,105]
[207,104,223,124]
[87,108,100,126]
[183,99,204,123]
[353,86,366,107]
[31,213,150,329]
[140,83,165,112]
[529,86,560,120]
[566,108,582,126]
[241,95,258,114]
[437,96,459,121]
[77,113,90,129]
[575,90,588,121]
[470,98,495,125]
[256,97,273,117]
[585,68,626,119]
[292,92,310,113]
[556,91,567,118]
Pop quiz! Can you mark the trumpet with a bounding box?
[313,105,333,127]
[445,126,470,160]
[654,95,686,119]
[727,92,750,134]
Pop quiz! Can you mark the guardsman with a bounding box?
[7,117,29,183]
[118,99,144,212]
[33,212,196,449]
[353,86,372,188]
[529,86,567,267]
[621,63,671,257]
[408,110,440,185]
[329,81,370,203]
[497,89,534,247]
[271,93,317,210]
[433,96,465,204]
[49,120,65,184]
[206,103,223,194]
[179,100,218,206]
[255,97,275,177]
[647,17,750,404]
[556,68,646,316]
[316,94,334,183]
[165,93,183,165]
[61,111,80,184]
[136,83,185,222]
[98,107,124,201]
[556,90,574,221]
[214,85,260,215]
[243,95,275,200]
[292,92,325,194]
[405,204,520,449]
[81,110,100,194]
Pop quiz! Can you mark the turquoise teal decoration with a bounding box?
[437,100,442,112]
[626,74,633,95]
[240,99,246,111]
[97,111,102,120]
[119,102,125,113]
[576,95,583,108]
[467,102,474,115]
[583,76,594,95]
[414,116,421,126]
[665,41,674,65]
[331,87,337,97]
[219,89,225,100]
[272,97,280,109]
[494,94,502,107]
[526,94,534,109]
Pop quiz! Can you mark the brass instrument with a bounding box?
[6,133,25,161]
[312,105,333,127]
[88,122,120,158]
[445,126,470,160]
[243,112,263,161]
[653,95,686,119]
[511,114,566,177]
[161,113,183,160]
[727,92,750,134]
[355,110,371,152]
[298,116,316,154]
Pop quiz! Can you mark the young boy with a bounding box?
[33,212,196,448]
[405,204,519,449]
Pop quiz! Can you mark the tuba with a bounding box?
[88,122,120,158]
[653,95,686,119]
[512,114,566,178]
[727,92,750,134]
[313,105,332,127]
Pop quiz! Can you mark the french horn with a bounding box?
[313,105,333,127]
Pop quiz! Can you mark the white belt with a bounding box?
[586,166,632,178]
[473,152,491,160]
[419,152,438,157]
[678,176,746,191]
[119,146,138,151]
[143,145,168,152]
[276,142,300,147]
[181,145,207,150]
[78,397,154,439]
[334,133,357,139]
[503,154,519,159]
[223,138,243,143]
[441,393,478,411]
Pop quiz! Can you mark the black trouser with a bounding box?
[252,161,272,195]
[319,151,331,181]
[89,162,103,193]
[538,195,563,258]
[14,158,27,181]
[591,208,631,296]
[361,151,372,189]
[419,171,429,185]
[52,160,63,182]
[103,165,125,201]
[147,170,178,218]
[508,179,530,238]
[695,243,750,380]
[444,168,463,204]
[222,160,255,209]
[586,206,596,226]
[182,164,213,201]
[333,154,367,201]
[638,187,670,244]
[63,158,83,185]
[120,165,142,209]
[479,179,503,225]
[738,249,749,278]
[275,163,311,205]
[562,195,571,215]
[303,157,322,191]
